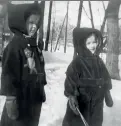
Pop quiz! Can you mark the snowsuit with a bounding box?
[62,28,112,126]
[0,2,46,126]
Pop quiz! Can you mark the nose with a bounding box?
[32,24,37,29]
[90,43,95,48]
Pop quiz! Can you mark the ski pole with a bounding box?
[76,106,89,126]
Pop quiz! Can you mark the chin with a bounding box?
[90,51,95,54]
[29,33,34,36]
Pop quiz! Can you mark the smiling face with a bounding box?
[85,34,98,54]
[26,14,40,36]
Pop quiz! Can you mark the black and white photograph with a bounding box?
[0,0,121,126]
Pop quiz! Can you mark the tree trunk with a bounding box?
[38,1,45,50]
[45,1,53,51]
[77,1,83,28]
[0,4,7,18]
[0,4,7,57]
[0,18,4,57]
[106,0,121,80]
[50,20,55,52]
[88,0,95,28]
[64,1,69,53]
[73,0,83,59]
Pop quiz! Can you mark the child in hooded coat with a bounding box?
[0,2,46,126]
[62,27,113,126]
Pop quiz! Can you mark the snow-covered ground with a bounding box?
[0,45,121,126]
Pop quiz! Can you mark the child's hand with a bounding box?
[105,90,113,107]
[27,57,35,69]
[69,96,79,115]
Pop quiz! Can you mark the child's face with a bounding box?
[85,34,98,54]
[26,14,40,36]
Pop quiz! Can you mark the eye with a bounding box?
[86,41,91,45]
[93,41,96,43]
[29,22,33,25]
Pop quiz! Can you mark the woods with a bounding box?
[0,1,121,80]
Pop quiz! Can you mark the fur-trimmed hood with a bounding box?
[73,27,103,56]
[7,2,42,36]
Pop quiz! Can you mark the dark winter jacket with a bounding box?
[64,55,112,101]
[63,27,112,126]
[0,2,47,104]
[64,27,112,101]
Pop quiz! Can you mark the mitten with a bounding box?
[105,90,113,107]
[69,96,79,115]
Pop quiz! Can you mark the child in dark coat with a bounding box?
[0,2,46,126]
[62,27,113,126]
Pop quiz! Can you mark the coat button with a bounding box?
[27,44,30,47]
[99,86,101,88]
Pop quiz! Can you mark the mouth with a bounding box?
[31,29,36,33]
[90,49,95,53]
[90,48,95,51]
[29,27,37,34]
[29,30,36,35]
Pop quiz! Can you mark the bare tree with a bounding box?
[54,13,67,52]
[0,3,7,57]
[64,1,69,53]
[102,1,106,10]
[88,0,95,28]
[45,1,53,51]
[96,2,110,55]
[106,0,121,79]
[73,1,83,59]
[82,5,90,20]
[38,1,45,50]
[77,1,83,28]
[50,20,55,52]
[100,2,109,34]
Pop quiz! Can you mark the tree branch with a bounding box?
[82,5,91,20]
[102,1,106,11]
[54,13,67,52]
[100,2,110,34]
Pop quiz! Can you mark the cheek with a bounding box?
[86,44,90,49]
[26,24,30,32]
[94,43,98,48]
[28,24,32,31]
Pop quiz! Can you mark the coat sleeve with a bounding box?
[0,44,21,96]
[99,58,112,91]
[64,61,80,97]
[38,38,44,51]
[41,55,47,86]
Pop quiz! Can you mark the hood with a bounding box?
[73,27,103,56]
[7,2,42,36]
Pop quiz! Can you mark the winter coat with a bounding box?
[62,27,112,126]
[0,2,46,126]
